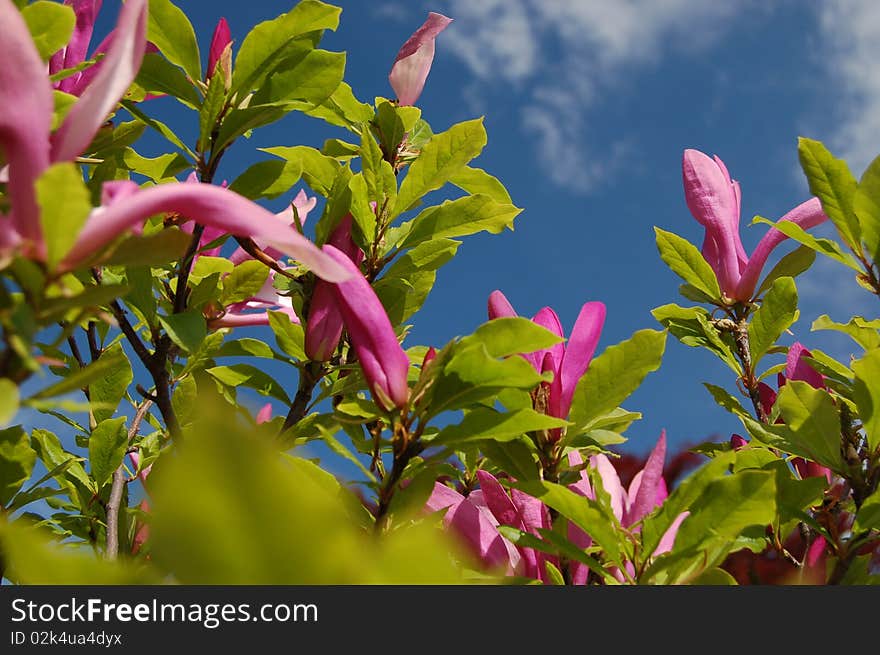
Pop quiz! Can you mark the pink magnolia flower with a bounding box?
[207,17,232,81]
[567,432,687,583]
[682,149,828,302]
[305,215,364,361]
[388,12,452,106]
[228,190,318,265]
[0,0,347,283]
[321,244,410,411]
[488,290,605,431]
[49,1,104,95]
[207,269,299,330]
[255,403,273,424]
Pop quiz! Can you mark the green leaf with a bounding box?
[205,365,291,403]
[35,163,92,269]
[654,227,721,300]
[812,314,880,351]
[87,344,133,424]
[30,428,92,492]
[479,439,539,481]
[253,48,345,107]
[171,374,197,428]
[31,350,128,400]
[462,316,564,359]
[214,104,290,153]
[748,276,798,368]
[102,228,191,267]
[120,100,196,160]
[0,426,37,506]
[261,145,341,195]
[229,160,303,201]
[121,149,190,183]
[512,480,623,567]
[751,215,862,272]
[135,51,201,109]
[374,239,459,323]
[756,245,816,297]
[88,417,128,489]
[431,408,569,447]
[158,311,207,354]
[148,401,464,583]
[374,100,420,161]
[798,137,861,253]
[392,118,489,218]
[232,1,340,96]
[703,383,752,420]
[396,195,521,250]
[852,348,880,452]
[449,166,513,205]
[22,1,75,61]
[304,82,373,129]
[267,311,306,360]
[776,381,844,471]
[569,329,667,432]
[214,338,281,362]
[855,487,880,533]
[652,303,741,374]
[146,0,202,83]
[198,71,226,152]
[0,380,20,428]
[219,260,270,305]
[348,173,377,243]
[855,153,880,263]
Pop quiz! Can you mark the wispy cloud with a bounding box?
[439,0,755,193]
[817,0,880,176]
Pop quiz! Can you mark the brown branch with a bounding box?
[282,361,325,432]
[105,400,153,559]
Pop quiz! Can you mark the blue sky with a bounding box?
[60,0,880,467]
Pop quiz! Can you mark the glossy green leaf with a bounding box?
[569,329,666,432]
[87,344,133,424]
[397,195,521,250]
[219,260,270,305]
[22,1,75,61]
[159,311,206,354]
[147,0,202,83]
[463,316,564,359]
[205,364,291,403]
[31,349,128,400]
[0,426,36,506]
[855,153,880,263]
[135,51,201,109]
[121,149,190,183]
[304,82,373,129]
[267,310,306,360]
[776,381,844,471]
[253,48,345,107]
[652,304,741,374]
[798,137,861,253]
[392,118,488,218]
[229,160,303,201]
[449,166,513,204]
[748,276,798,368]
[431,408,569,447]
[852,348,880,451]
[261,145,341,195]
[654,227,721,300]
[36,163,92,269]
[88,417,128,489]
[103,228,191,267]
[812,314,880,351]
[755,245,816,297]
[751,215,862,272]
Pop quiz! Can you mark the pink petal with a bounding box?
[0,0,53,250]
[730,434,749,450]
[734,197,828,301]
[207,17,232,79]
[51,0,148,162]
[255,403,273,424]
[388,12,452,106]
[475,470,520,527]
[653,511,689,557]
[785,342,825,390]
[682,149,746,296]
[487,289,517,320]
[443,497,518,574]
[61,183,349,282]
[53,1,104,93]
[553,301,606,419]
[626,431,667,526]
[758,382,777,418]
[531,306,565,377]
[590,454,626,523]
[323,244,410,410]
[229,190,317,264]
[426,482,465,513]
[566,451,593,585]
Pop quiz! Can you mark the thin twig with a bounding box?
[105,400,153,560]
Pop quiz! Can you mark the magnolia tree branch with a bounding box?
[105,399,153,560]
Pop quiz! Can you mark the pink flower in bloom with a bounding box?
[228,190,318,265]
[321,245,410,411]
[255,403,273,424]
[0,0,347,283]
[488,290,606,430]
[682,149,828,302]
[305,215,364,361]
[48,1,104,95]
[388,12,452,106]
[567,432,687,583]
[207,269,299,330]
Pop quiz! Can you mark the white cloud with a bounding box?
[439,0,755,193]
[818,0,880,176]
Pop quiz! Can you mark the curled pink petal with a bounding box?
[52,1,104,93]
[734,197,828,301]
[591,454,625,523]
[653,511,689,557]
[207,17,232,79]
[322,245,410,410]
[61,183,349,282]
[388,12,452,106]
[785,342,825,390]
[531,306,565,377]
[229,190,317,264]
[553,301,606,419]
[52,0,148,162]
[626,431,667,526]
[0,0,53,249]
[487,289,517,320]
